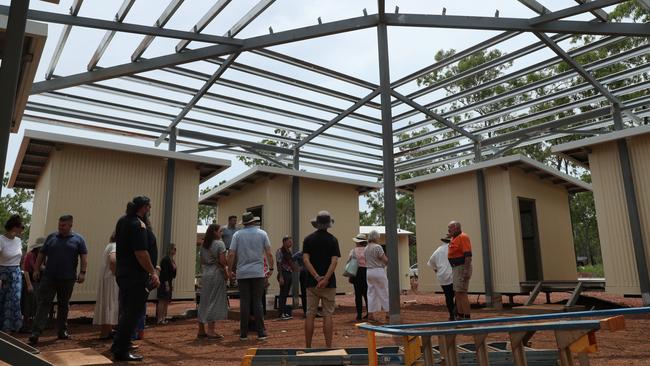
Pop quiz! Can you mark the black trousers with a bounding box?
[278,271,293,316]
[31,277,75,337]
[239,278,265,337]
[112,277,147,355]
[299,271,307,314]
[352,267,368,318]
[441,283,455,317]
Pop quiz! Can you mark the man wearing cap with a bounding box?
[29,215,88,345]
[302,211,341,348]
[447,221,472,320]
[110,196,160,362]
[228,212,274,341]
[427,236,455,321]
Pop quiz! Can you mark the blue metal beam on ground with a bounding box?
[384,306,650,330]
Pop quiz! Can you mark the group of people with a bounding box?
[427,220,474,321]
[346,231,390,323]
[0,214,88,343]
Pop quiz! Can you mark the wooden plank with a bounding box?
[296,349,348,356]
[367,331,378,366]
[444,334,458,366]
[421,336,435,366]
[402,335,421,366]
[39,348,112,366]
[599,315,626,331]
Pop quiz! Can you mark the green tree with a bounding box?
[1,173,34,245]
[237,129,301,168]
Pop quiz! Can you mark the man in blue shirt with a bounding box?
[227,212,273,341]
[29,215,88,345]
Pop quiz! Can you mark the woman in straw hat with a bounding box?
[348,233,368,321]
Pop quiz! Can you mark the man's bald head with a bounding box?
[448,221,462,237]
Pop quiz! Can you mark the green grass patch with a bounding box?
[577,263,604,277]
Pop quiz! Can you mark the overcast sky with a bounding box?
[2,0,613,199]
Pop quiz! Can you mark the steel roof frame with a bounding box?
[4,0,648,179]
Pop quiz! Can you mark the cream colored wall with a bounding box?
[590,142,640,294]
[589,135,650,295]
[484,167,521,293]
[299,178,360,294]
[509,168,578,282]
[30,145,202,301]
[414,173,484,293]
[374,233,411,291]
[169,161,202,299]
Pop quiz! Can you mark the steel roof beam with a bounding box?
[165,64,381,119]
[155,52,239,145]
[43,0,84,79]
[178,129,293,155]
[30,14,380,94]
[297,88,381,148]
[394,35,634,132]
[529,0,623,25]
[636,0,650,11]
[535,32,621,105]
[395,84,650,156]
[87,0,136,71]
[394,47,649,142]
[574,0,609,21]
[383,13,650,36]
[175,0,232,52]
[252,48,379,90]
[200,58,383,112]
[53,84,384,150]
[242,147,289,169]
[391,90,480,142]
[0,6,243,46]
[131,0,185,61]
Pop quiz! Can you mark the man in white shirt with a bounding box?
[427,237,455,321]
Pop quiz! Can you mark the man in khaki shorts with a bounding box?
[447,221,473,320]
[302,211,341,348]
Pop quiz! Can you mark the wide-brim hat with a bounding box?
[353,233,368,243]
[310,210,334,229]
[29,237,46,250]
[241,212,261,225]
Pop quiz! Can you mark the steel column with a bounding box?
[476,167,495,307]
[0,0,29,195]
[291,149,300,306]
[377,7,400,324]
[612,105,650,305]
[162,127,177,259]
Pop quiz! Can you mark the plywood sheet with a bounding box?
[39,348,112,366]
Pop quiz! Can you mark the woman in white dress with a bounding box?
[93,233,118,339]
[364,230,389,323]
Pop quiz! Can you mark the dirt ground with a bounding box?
[13,291,650,366]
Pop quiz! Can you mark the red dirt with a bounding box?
[13,291,650,365]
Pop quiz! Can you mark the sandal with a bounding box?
[206,334,224,340]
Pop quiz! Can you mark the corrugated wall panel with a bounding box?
[590,142,639,294]
[628,134,650,292]
[170,161,201,299]
[484,167,521,294]
[414,173,484,293]
[509,168,577,282]
[45,145,167,301]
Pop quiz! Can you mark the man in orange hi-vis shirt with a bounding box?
[447,221,472,320]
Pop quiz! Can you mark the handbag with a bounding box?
[343,256,359,277]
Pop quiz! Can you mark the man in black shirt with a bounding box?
[111,196,160,362]
[302,211,340,348]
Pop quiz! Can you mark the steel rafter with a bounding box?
[87,0,136,71]
[383,13,650,36]
[131,0,185,61]
[43,0,84,79]
[30,14,380,94]
[155,52,240,145]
